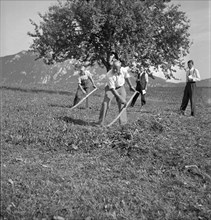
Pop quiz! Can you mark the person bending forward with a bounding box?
[73,63,96,108]
[98,61,135,126]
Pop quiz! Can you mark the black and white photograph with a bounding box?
[1,0,211,219]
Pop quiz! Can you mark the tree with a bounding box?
[28,0,191,77]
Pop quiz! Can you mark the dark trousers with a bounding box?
[131,81,146,107]
[180,82,196,116]
[73,86,89,107]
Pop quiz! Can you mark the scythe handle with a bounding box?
[107,91,139,127]
[69,87,98,111]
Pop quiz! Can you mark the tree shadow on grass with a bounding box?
[49,103,72,108]
[0,85,74,96]
[49,104,89,109]
[58,116,97,126]
[164,108,180,114]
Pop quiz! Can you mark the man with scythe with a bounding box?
[98,60,136,126]
[73,61,97,108]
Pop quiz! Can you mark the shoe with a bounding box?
[96,121,104,126]
[191,112,195,116]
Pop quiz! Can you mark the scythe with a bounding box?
[107,91,139,127]
[69,87,97,111]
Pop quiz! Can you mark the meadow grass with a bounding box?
[1,84,211,220]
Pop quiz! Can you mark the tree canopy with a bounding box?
[28,0,191,77]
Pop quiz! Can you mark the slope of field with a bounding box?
[1,84,211,220]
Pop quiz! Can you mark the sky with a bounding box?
[0,0,210,81]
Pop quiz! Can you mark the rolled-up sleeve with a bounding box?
[145,73,149,83]
[86,70,92,77]
[193,69,200,82]
[122,67,130,78]
[107,75,115,89]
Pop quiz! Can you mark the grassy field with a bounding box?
[1,83,211,220]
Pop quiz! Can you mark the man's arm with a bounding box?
[109,54,115,66]
[188,69,200,82]
[122,67,136,92]
[88,75,97,88]
[110,88,126,105]
[145,73,149,90]
[77,77,87,94]
[125,77,136,92]
[193,69,200,82]
[78,83,87,94]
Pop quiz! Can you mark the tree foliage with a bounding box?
[28,0,191,77]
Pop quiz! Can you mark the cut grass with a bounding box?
[1,84,211,220]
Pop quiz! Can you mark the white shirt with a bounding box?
[106,67,130,89]
[186,67,200,82]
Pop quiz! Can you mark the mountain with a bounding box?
[148,75,211,88]
[148,76,181,87]
[0,50,106,86]
[1,50,210,88]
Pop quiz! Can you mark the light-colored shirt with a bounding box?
[186,67,200,82]
[78,70,91,84]
[106,67,130,89]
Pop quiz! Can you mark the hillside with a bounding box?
[1,51,95,85]
[0,51,109,87]
[1,84,211,220]
[1,50,210,88]
[1,53,210,220]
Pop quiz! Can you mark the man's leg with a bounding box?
[84,87,89,108]
[73,88,81,106]
[141,93,146,106]
[98,86,114,125]
[190,83,196,116]
[117,86,127,125]
[131,92,140,107]
[131,82,141,107]
[180,84,190,113]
